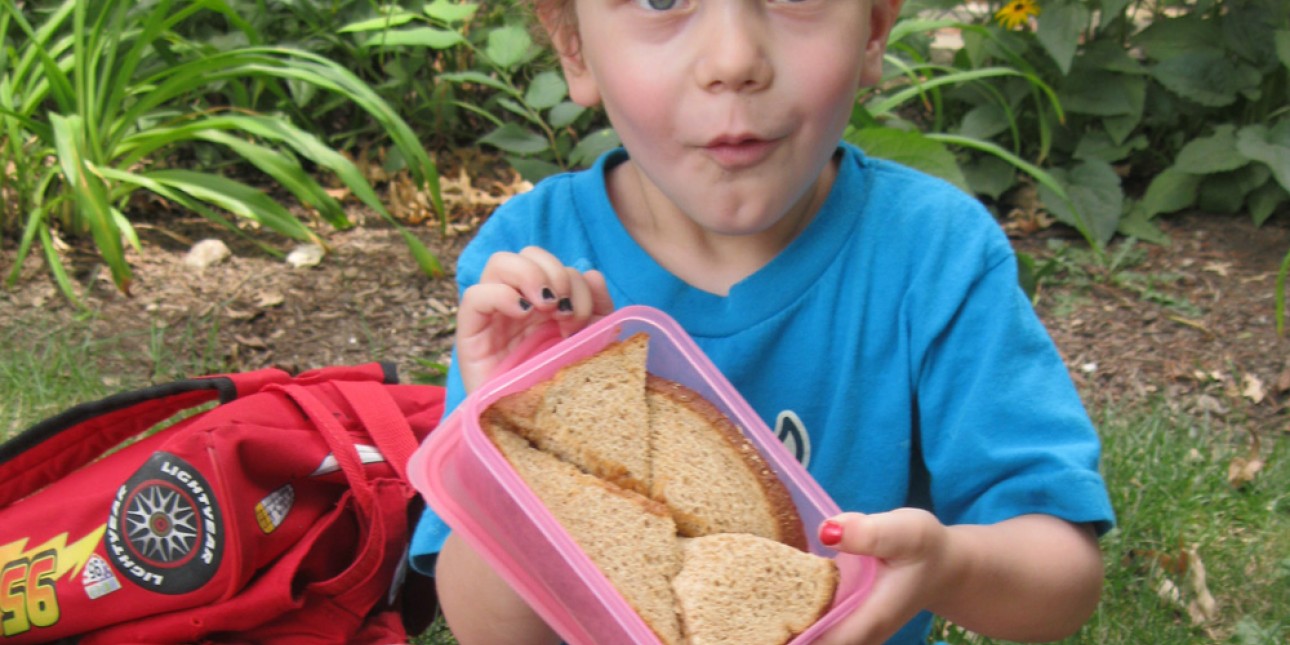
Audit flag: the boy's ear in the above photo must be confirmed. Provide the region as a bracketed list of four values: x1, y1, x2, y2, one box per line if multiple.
[538, 13, 602, 107]
[859, 0, 904, 88]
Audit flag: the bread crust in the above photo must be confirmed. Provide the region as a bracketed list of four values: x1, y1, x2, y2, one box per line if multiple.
[646, 375, 808, 551]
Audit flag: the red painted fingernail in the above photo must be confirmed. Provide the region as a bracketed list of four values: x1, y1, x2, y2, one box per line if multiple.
[819, 520, 843, 546]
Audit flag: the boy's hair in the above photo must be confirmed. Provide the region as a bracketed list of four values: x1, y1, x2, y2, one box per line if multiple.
[526, 0, 578, 50]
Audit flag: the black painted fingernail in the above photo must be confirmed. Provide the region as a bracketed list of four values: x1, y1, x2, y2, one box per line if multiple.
[541, 287, 556, 302]
[518, 297, 532, 311]
[557, 297, 573, 312]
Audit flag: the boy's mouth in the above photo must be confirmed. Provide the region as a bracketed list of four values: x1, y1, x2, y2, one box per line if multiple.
[702, 136, 778, 170]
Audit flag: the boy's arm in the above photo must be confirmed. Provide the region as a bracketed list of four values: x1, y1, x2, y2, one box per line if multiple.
[435, 533, 562, 645]
[817, 510, 1103, 644]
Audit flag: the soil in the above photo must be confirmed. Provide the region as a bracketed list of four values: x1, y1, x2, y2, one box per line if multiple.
[2, 166, 1288, 440]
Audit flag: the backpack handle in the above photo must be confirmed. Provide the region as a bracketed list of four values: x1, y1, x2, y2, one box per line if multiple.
[0, 363, 394, 508]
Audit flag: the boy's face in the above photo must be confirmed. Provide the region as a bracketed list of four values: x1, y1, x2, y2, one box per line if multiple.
[550, 0, 899, 236]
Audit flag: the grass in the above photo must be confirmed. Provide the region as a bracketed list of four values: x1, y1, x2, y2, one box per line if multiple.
[3, 319, 1286, 644]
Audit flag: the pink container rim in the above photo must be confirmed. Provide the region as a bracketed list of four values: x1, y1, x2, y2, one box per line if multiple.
[409, 305, 879, 644]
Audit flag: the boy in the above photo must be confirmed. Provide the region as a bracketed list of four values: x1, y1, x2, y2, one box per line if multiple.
[413, 1, 1115, 643]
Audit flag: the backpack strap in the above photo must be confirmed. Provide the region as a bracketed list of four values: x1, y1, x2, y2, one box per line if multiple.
[0, 366, 294, 507]
[332, 380, 420, 481]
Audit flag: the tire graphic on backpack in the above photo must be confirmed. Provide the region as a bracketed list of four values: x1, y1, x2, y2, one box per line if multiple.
[105, 452, 223, 594]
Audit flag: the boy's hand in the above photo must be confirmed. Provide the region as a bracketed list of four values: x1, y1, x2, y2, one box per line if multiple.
[456, 246, 614, 393]
[814, 511, 1102, 645]
[814, 509, 952, 644]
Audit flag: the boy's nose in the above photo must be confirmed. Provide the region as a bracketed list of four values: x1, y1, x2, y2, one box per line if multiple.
[693, 5, 773, 93]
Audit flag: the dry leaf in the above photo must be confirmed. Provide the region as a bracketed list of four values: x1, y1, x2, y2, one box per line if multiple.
[1202, 261, 1231, 277]
[1241, 373, 1266, 404]
[1227, 431, 1264, 488]
[1228, 455, 1265, 487]
[1151, 545, 1217, 626]
[256, 290, 285, 308]
[234, 334, 268, 350]
[1183, 546, 1217, 624]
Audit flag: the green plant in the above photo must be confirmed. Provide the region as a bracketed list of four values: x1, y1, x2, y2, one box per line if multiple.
[850, 10, 1112, 251]
[899, 0, 1289, 240]
[937, 403, 1290, 644]
[339, 0, 618, 182]
[0, 0, 444, 305]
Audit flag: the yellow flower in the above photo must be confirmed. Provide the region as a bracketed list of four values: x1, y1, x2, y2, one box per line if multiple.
[995, 0, 1040, 30]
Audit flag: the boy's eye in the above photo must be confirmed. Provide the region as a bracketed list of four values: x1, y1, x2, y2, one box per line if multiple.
[634, 0, 683, 10]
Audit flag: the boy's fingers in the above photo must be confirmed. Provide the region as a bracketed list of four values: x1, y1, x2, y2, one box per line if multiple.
[583, 270, 615, 318]
[477, 248, 570, 311]
[820, 509, 940, 561]
[457, 282, 531, 339]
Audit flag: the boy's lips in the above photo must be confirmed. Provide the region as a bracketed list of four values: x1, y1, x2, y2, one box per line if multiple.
[701, 135, 779, 170]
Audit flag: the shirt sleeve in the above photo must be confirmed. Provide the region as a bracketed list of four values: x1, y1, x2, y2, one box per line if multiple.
[909, 226, 1115, 536]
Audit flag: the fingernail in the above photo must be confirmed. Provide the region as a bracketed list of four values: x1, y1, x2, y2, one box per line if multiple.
[541, 287, 557, 302]
[518, 297, 532, 311]
[819, 520, 843, 547]
[557, 297, 573, 313]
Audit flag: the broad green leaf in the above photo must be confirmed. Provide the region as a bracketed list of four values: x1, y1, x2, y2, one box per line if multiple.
[1116, 202, 1171, 245]
[400, 228, 444, 277]
[97, 166, 282, 257]
[439, 70, 513, 94]
[486, 25, 532, 71]
[1035, 0, 1089, 75]
[1235, 124, 1290, 193]
[1247, 180, 1289, 227]
[1222, 0, 1279, 69]
[361, 26, 464, 50]
[480, 122, 549, 155]
[196, 129, 350, 229]
[960, 154, 1016, 200]
[1140, 167, 1201, 218]
[1096, 0, 1131, 33]
[1074, 131, 1147, 163]
[1174, 125, 1249, 174]
[1102, 113, 1142, 147]
[40, 225, 83, 308]
[569, 127, 621, 167]
[507, 156, 563, 183]
[845, 127, 970, 194]
[1059, 68, 1145, 117]
[1038, 160, 1123, 247]
[50, 113, 130, 292]
[338, 12, 418, 33]
[1133, 15, 1223, 62]
[498, 97, 541, 127]
[1277, 30, 1290, 69]
[525, 71, 567, 110]
[1078, 38, 1147, 75]
[548, 101, 585, 129]
[147, 169, 317, 243]
[1197, 164, 1270, 214]
[1152, 52, 1262, 107]
[424, 0, 479, 24]
[955, 104, 1010, 141]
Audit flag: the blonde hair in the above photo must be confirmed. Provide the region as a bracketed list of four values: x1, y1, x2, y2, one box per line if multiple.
[525, 0, 579, 51]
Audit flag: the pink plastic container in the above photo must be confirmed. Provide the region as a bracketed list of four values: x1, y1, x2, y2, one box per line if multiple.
[408, 305, 878, 644]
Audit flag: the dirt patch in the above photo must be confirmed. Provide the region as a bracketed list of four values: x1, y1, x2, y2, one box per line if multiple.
[2, 199, 1287, 437]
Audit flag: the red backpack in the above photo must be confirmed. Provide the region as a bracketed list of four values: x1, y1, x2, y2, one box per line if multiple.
[0, 363, 444, 644]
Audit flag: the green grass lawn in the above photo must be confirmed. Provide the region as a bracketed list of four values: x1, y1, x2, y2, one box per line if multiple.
[4, 317, 1286, 644]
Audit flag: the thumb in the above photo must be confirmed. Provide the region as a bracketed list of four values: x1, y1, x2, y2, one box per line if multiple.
[818, 508, 942, 561]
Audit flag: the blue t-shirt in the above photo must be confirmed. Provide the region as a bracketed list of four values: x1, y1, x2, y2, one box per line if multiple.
[412, 143, 1115, 644]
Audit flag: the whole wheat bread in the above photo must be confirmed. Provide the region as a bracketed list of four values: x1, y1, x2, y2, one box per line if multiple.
[647, 375, 806, 550]
[672, 533, 838, 645]
[483, 413, 684, 645]
[490, 333, 652, 494]
[483, 333, 833, 645]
